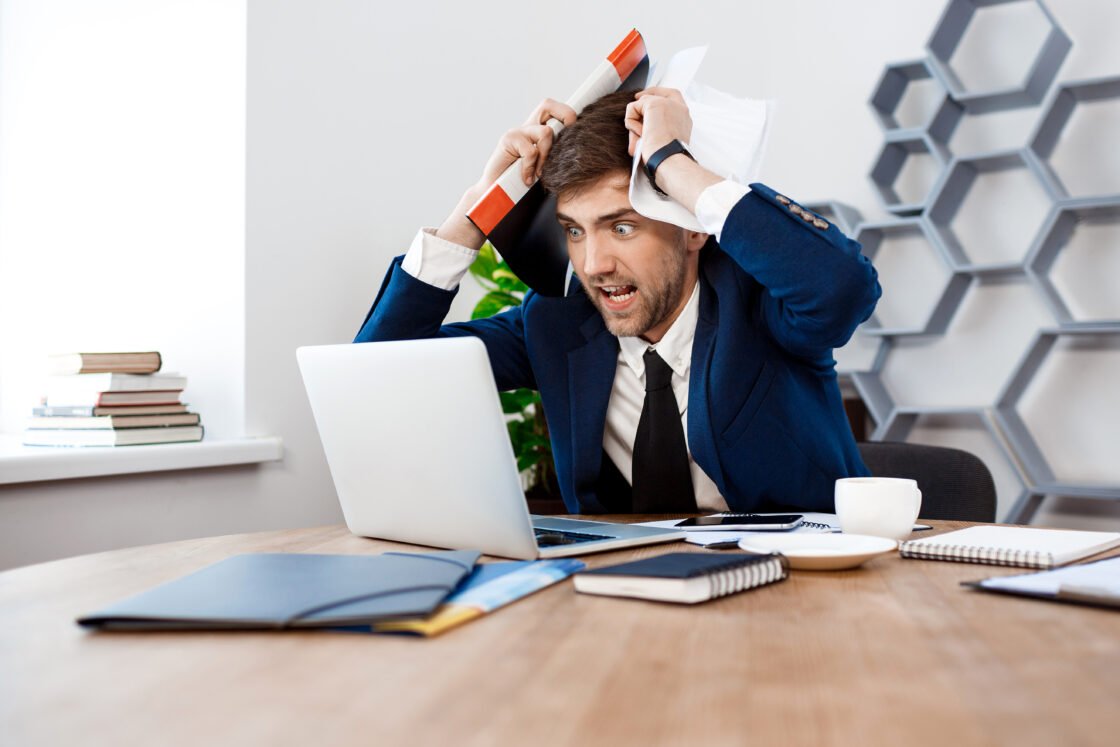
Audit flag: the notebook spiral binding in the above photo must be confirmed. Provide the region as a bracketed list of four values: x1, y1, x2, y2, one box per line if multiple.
[899, 543, 1052, 569]
[706, 553, 790, 599]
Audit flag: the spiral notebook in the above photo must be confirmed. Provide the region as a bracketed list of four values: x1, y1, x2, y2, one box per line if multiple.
[573, 552, 788, 604]
[900, 526, 1120, 569]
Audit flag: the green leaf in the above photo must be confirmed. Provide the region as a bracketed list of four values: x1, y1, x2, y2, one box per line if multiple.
[521, 436, 552, 453]
[490, 290, 523, 308]
[492, 267, 528, 294]
[471, 291, 518, 320]
[472, 291, 523, 319]
[506, 417, 530, 443]
[517, 452, 545, 473]
[500, 388, 539, 414]
[468, 242, 500, 290]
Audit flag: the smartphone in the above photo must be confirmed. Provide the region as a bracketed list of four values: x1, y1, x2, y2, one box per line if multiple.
[674, 514, 804, 531]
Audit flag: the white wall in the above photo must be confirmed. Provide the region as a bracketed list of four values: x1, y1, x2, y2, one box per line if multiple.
[0, 0, 246, 439]
[1, 0, 1117, 570]
[0, 0, 340, 570]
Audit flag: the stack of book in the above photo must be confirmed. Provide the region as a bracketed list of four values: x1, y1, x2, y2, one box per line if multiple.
[22, 352, 204, 447]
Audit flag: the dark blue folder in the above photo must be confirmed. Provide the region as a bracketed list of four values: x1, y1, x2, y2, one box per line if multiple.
[78, 550, 479, 631]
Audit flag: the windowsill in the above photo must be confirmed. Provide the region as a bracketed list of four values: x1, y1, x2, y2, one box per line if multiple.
[0, 434, 283, 485]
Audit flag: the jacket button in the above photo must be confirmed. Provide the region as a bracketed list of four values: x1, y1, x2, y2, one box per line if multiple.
[813, 219, 829, 229]
[789, 204, 803, 215]
[776, 195, 791, 205]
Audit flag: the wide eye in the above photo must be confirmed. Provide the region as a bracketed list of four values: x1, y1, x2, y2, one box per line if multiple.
[565, 225, 584, 240]
[613, 223, 636, 236]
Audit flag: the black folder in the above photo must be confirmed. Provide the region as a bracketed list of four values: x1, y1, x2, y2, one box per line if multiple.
[78, 550, 479, 631]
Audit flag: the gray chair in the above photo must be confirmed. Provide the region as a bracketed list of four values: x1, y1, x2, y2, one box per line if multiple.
[857, 441, 997, 522]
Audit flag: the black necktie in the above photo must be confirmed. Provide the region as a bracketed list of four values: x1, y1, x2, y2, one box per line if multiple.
[632, 348, 696, 513]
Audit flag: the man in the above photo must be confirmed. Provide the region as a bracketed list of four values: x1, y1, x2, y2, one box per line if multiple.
[356, 88, 880, 514]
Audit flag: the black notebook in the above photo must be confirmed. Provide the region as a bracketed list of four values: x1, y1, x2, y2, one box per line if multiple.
[78, 550, 479, 631]
[573, 552, 788, 604]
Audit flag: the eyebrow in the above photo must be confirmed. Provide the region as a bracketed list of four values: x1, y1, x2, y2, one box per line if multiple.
[555, 208, 640, 227]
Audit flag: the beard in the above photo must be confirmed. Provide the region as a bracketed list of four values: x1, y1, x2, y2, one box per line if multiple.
[580, 239, 689, 339]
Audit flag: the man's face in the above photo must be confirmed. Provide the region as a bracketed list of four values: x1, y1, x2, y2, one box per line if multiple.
[556, 172, 699, 342]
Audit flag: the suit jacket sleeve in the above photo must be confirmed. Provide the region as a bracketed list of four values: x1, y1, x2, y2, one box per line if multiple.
[353, 256, 536, 391]
[720, 182, 881, 360]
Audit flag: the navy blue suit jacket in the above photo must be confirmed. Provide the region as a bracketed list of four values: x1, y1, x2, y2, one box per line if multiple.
[355, 183, 881, 513]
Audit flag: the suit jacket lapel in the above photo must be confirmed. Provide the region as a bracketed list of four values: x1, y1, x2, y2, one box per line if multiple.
[688, 268, 726, 492]
[566, 311, 618, 512]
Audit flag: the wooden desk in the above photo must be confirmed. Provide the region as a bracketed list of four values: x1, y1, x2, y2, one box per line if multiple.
[2, 521, 1119, 746]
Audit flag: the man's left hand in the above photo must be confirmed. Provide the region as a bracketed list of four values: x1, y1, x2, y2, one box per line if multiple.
[623, 87, 721, 213]
[624, 87, 693, 163]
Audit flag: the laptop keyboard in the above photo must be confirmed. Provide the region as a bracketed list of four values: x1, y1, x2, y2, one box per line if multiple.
[534, 528, 612, 547]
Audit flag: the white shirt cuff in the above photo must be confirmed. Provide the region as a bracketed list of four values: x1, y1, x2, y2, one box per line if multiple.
[399, 228, 479, 291]
[693, 180, 751, 242]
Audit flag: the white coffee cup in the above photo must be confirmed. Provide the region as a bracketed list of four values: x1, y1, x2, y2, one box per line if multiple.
[835, 477, 922, 542]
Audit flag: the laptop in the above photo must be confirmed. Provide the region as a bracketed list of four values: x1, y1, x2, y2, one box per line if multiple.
[296, 338, 684, 559]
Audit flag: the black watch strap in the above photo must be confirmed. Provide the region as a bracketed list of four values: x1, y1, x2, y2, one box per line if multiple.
[645, 139, 696, 196]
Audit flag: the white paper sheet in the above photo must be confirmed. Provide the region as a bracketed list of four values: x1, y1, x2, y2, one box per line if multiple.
[628, 46, 773, 232]
[979, 556, 1120, 597]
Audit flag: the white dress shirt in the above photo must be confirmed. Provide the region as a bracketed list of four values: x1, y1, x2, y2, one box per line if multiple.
[400, 180, 750, 511]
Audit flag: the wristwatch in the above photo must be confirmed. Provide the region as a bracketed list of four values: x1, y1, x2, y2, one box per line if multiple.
[645, 139, 696, 196]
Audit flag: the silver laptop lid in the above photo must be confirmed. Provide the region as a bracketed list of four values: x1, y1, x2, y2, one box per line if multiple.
[297, 338, 540, 559]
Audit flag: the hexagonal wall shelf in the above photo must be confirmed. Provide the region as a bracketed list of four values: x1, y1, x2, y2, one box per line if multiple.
[1026, 197, 1120, 325]
[855, 218, 970, 336]
[1028, 75, 1120, 199]
[870, 132, 949, 215]
[926, 0, 1071, 114]
[993, 327, 1120, 521]
[869, 58, 964, 146]
[926, 149, 1056, 273]
[1005, 487, 1120, 526]
[839, 0, 1119, 524]
[849, 369, 895, 432]
[878, 278, 1057, 412]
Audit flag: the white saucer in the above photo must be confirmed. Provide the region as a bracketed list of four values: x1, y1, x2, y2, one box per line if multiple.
[738, 533, 897, 571]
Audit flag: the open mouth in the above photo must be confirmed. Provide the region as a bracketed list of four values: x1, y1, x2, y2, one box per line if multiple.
[599, 285, 638, 308]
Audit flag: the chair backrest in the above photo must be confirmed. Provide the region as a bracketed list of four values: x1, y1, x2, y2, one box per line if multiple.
[857, 441, 997, 522]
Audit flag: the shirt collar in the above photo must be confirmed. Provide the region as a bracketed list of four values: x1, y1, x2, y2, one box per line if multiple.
[617, 280, 700, 380]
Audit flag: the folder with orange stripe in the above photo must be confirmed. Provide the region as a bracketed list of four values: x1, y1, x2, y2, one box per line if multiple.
[466, 29, 650, 297]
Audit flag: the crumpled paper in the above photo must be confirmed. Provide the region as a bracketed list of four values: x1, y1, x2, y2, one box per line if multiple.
[628, 46, 773, 232]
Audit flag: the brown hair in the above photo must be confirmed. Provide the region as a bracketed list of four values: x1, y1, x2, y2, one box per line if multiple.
[540, 90, 634, 198]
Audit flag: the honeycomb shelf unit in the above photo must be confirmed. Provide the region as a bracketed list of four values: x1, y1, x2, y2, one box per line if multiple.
[870, 130, 948, 216]
[853, 217, 971, 336]
[926, 0, 1071, 114]
[842, 0, 1120, 522]
[925, 148, 1057, 275]
[1028, 75, 1120, 200]
[869, 58, 964, 147]
[1025, 196, 1120, 326]
[992, 327, 1120, 522]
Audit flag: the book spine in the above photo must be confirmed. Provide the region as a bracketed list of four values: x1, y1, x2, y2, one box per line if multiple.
[899, 542, 1052, 569]
[466, 29, 647, 237]
[33, 405, 95, 417]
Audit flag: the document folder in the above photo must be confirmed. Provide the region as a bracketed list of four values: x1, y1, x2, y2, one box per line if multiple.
[78, 550, 479, 631]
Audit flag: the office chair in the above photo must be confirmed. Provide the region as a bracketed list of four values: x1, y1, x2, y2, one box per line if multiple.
[857, 441, 997, 522]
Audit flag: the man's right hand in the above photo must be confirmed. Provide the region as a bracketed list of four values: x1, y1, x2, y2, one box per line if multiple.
[436, 99, 578, 250]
